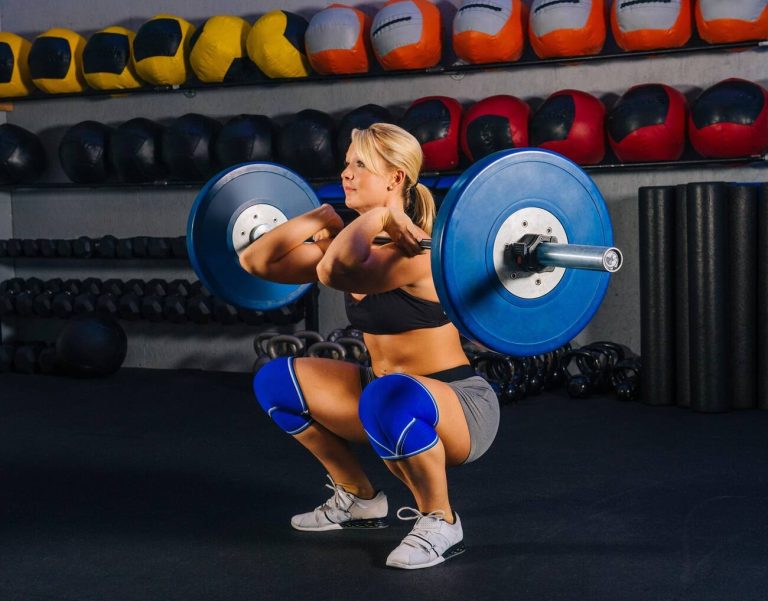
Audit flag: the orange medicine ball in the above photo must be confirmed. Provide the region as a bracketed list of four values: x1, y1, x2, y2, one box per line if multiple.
[611, 0, 692, 51]
[371, 0, 442, 70]
[453, 0, 527, 64]
[695, 0, 768, 43]
[529, 0, 606, 59]
[305, 4, 372, 74]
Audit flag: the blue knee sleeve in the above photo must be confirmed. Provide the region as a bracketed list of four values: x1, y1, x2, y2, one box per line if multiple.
[358, 374, 440, 461]
[252, 357, 314, 435]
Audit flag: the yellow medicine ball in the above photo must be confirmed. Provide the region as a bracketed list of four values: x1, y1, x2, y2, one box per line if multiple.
[133, 14, 196, 86]
[246, 10, 311, 78]
[83, 26, 143, 90]
[29, 28, 87, 94]
[0, 32, 34, 97]
[190, 15, 251, 83]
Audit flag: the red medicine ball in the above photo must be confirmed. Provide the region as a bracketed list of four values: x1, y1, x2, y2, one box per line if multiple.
[529, 90, 605, 165]
[400, 96, 463, 171]
[689, 78, 768, 158]
[607, 83, 687, 162]
[460, 95, 530, 163]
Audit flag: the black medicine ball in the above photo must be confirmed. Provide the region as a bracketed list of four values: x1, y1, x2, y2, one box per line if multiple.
[110, 118, 167, 182]
[59, 121, 113, 183]
[0, 123, 47, 184]
[277, 109, 336, 178]
[162, 113, 222, 180]
[56, 315, 128, 378]
[214, 114, 276, 168]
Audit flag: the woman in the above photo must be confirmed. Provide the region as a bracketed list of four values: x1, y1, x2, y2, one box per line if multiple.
[240, 123, 499, 570]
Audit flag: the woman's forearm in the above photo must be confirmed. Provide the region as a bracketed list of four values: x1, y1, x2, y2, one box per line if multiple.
[239, 205, 336, 273]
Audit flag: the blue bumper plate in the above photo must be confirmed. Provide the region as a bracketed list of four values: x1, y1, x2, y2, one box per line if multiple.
[187, 162, 320, 311]
[431, 149, 614, 356]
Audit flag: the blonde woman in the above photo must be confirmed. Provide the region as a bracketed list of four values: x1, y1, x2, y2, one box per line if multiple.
[241, 123, 499, 570]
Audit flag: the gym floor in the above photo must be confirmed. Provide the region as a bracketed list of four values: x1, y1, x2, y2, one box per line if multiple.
[2, 368, 767, 601]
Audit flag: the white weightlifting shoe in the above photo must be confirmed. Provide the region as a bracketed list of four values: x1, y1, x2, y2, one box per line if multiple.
[386, 507, 466, 569]
[291, 475, 389, 531]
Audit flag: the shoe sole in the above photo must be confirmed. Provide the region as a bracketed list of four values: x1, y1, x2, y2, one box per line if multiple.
[386, 541, 467, 570]
[292, 517, 389, 532]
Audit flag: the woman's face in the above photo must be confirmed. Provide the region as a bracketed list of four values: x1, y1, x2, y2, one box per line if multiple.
[341, 146, 395, 213]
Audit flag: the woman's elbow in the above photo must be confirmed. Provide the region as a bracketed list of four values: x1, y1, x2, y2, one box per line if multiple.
[239, 250, 266, 276]
[316, 257, 352, 288]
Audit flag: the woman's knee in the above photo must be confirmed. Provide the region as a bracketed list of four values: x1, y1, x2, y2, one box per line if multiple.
[358, 374, 440, 461]
[252, 356, 314, 435]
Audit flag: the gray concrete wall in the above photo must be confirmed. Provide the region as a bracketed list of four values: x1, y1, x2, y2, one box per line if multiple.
[1, 0, 766, 370]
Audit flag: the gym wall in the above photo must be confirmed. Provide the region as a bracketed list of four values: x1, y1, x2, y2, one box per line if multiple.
[0, 0, 765, 371]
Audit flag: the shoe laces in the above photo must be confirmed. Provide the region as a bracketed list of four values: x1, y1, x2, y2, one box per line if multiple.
[396, 507, 448, 551]
[318, 475, 357, 514]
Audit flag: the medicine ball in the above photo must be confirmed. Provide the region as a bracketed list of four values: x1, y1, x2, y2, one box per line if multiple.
[696, 0, 768, 43]
[29, 28, 87, 94]
[611, 0, 692, 51]
[83, 26, 143, 90]
[56, 315, 127, 378]
[689, 78, 768, 158]
[306, 4, 372, 75]
[371, 0, 442, 70]
[190, 15, 253, 83]
[401, 96, 463, 171]
[0, 123, 46, 184]
[607, 83, 687, 162]
[247, 11, 311, 78]
[529, 0, 606, 58]
[452, 0, 526, 64]
[134, 14, 196, 86]
[529, 90, 606, 165]
[214, 115, 276, 167]
[162, 113, 222, 180]
[0, 32, 33, 97]
[277, 109, 336, 178]
[110, 118, 167, 182]
[59, 121, 113, 184]
[336, 104, 394, 161]
[461, 95, 530, 162]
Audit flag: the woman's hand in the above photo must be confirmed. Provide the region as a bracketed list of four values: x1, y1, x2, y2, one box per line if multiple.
[312, 204, 345, 242]
[382, 208, 427, 257]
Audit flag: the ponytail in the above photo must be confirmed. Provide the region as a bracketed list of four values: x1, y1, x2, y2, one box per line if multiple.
[406, 182, 436, 235]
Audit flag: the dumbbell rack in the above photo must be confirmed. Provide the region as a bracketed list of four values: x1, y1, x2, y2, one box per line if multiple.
[0, 236, 321, 344]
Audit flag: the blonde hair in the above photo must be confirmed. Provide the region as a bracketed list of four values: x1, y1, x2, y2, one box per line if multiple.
[349, 123, 436, 235]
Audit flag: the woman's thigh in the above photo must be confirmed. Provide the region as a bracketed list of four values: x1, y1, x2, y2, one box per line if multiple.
[292, 357, 368, 443]
[410, 376, 471, 467]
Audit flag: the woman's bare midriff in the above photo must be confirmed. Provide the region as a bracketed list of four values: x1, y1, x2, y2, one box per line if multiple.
[363, 323, 470, 376]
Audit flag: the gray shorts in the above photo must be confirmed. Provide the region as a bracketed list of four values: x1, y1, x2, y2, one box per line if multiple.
[359, 365, 500, 463]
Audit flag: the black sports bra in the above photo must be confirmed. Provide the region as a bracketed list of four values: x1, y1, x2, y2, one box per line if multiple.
[344, 288, 450, 335]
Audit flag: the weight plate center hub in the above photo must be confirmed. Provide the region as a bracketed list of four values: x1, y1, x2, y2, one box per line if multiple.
[493, 206, 568, 299]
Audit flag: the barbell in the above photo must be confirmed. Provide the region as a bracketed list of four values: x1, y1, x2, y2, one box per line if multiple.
[187, 148, 623, 356]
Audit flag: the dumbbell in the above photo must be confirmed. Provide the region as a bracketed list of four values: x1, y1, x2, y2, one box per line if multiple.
[5, 239, 23, 257]
[163, 295, 187, 323]
[95, 235, 118, 258]
[72, 236, 94, 258]
[55, 239, 73, 257]
[0, 240, 7, 258]
[187, 294, 214, 324]
[238, 308, 264, 325]
[37, 238, 57, 258]
[22, 239, 40, 257]
[32, 279, 64, 317]
[265, 302, 304, 326]
[170, 236, 188, 259]
[96, 292, 120, 317]
[213, 297, 239, 324]
[38, 345, 59, 374]
[147, 237, 171, 258]
[167, 279, 192, 297]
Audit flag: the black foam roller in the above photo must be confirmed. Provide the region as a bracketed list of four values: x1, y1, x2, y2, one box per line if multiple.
[638, 186, 676, 407]
[727, 184, 758, 410]
[758, 184, 768, 410]
[674, 184, 690, 409]
[687, 182, 729, 413]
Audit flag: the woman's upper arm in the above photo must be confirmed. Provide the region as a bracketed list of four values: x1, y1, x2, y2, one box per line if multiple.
[241, 239, 332, 284]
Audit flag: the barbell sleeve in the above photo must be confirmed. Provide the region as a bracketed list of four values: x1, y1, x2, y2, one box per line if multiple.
[371, 237, 623, 273]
